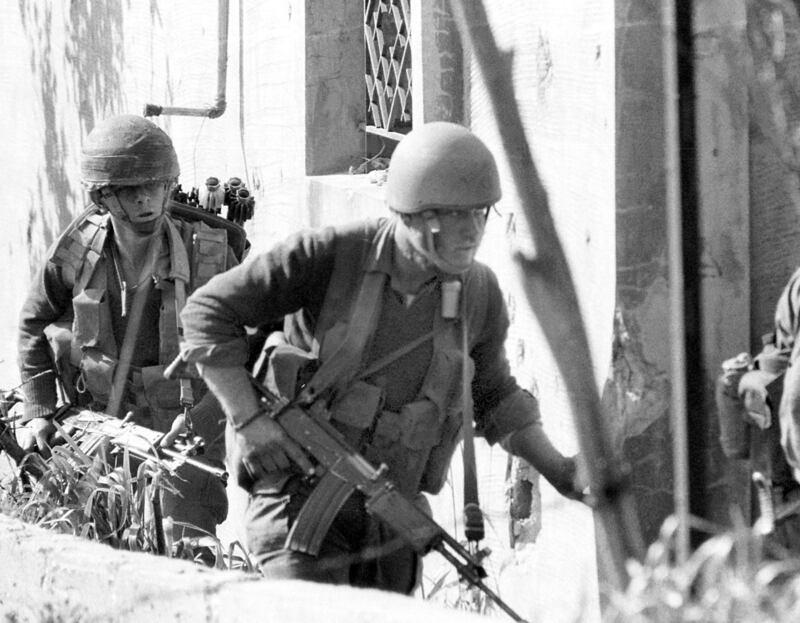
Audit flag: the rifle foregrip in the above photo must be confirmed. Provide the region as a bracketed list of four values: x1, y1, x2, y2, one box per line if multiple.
[285, 470, 356, 555]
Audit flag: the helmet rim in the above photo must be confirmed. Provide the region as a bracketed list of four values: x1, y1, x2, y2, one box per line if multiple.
[385, 122, 501, 214]
[80, 114, 179, 190]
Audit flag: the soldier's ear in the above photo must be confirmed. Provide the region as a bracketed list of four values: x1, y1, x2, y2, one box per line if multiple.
[397, 212, 413, 227]
[89, 189, 104, 207]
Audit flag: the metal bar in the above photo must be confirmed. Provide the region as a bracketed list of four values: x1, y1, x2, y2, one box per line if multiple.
[143, 0, 229, 119]
[662, 0, 691, 566]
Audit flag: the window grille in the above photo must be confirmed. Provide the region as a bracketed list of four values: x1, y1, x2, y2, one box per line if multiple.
[364, 0, 412, 140]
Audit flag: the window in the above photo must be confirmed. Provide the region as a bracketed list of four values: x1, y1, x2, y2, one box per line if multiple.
[364, 0, 412, 149]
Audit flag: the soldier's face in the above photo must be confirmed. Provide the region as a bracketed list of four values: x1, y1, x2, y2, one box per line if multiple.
[113, 181, 169, 226]
[424, 207, 489, 272]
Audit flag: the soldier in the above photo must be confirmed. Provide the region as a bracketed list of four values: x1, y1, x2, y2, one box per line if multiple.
[179, 122, 585, 591]
[17, 114, 236, 539]
[716, 268, 800, 552]
[776, 270, 800, 466]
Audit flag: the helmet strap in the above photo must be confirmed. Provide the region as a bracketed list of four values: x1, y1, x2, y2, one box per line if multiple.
[402, 212, 470, 276]
[94, 188, 130, 223]
[94, 186, 169, 235]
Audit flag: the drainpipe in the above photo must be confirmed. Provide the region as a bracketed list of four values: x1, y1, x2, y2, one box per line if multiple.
[143, 0, 229, 118]
[662, 0, 690, 565]
[674, 0, 706, 550]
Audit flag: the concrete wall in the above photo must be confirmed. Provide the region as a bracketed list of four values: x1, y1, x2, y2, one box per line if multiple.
[610, 0, 751, 544]
[610, 1, 675, 542]
[0, 514, 486, 623]
[747, 0, 800, 345]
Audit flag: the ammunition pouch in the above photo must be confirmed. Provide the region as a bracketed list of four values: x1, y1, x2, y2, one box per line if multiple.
[716, 347, 789, 471]
[78, 349, 118, 406]
[363, 401, 441, 496]
[264, 340, 320, 401]
[43, 318, 81, 404]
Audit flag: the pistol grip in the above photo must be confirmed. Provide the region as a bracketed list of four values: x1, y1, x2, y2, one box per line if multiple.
[285, 470, 355, 556]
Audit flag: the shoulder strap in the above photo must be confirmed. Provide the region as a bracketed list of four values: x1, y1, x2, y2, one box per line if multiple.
[358, 328, 436, 380]
[298, 270, 386, 404]
[51, 206, 110, 292]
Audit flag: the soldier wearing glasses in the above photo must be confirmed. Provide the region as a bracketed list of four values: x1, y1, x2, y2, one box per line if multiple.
[179, 122, 584, 591]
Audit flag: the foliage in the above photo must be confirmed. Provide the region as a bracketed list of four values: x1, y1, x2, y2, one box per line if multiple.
[0, 433, 253, 572]
[603, 515, 800, 623]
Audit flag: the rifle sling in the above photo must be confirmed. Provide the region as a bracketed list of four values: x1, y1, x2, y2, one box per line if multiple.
[460, 310, 483, 543]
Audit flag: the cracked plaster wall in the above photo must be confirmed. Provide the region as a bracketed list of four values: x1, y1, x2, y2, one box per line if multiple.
[611, 0, 751, 544]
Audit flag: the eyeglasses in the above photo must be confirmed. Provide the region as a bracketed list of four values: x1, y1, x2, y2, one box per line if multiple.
[429, 206, 492, 222]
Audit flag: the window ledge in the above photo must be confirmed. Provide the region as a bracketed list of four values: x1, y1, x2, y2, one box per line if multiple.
[305, 173, 387, 226]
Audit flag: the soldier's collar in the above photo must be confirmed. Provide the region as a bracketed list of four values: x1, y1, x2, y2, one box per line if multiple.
[161, 216, 191, 284]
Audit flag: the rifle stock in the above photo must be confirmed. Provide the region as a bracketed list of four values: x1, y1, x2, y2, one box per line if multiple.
[249, 376, 527, 622]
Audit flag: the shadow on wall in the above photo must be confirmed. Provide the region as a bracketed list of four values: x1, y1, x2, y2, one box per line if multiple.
[17, 1, 126, 270]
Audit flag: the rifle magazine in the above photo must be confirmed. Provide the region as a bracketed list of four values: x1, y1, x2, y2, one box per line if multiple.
[285, 470, 355, 556]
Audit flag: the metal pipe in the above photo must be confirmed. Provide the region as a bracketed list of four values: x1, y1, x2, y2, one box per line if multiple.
[662, 0, 691, 566]
[143, 0, 229, 119]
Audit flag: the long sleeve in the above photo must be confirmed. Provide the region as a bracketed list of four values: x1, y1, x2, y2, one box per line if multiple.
[180, 226, 339, 367]
[17, 261, 73, 419]
[469, 265, 537, 441]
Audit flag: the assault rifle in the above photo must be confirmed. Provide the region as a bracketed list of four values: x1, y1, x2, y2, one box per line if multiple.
[0, 400, 227, 484]
[56, 408, 228, 483]
[247, 376, 527, 623]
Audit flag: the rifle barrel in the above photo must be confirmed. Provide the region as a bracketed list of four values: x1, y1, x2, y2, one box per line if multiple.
[159, 446, 229, 482]
[434, 543, 528, 622]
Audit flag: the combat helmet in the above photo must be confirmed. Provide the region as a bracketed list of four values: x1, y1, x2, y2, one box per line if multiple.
[385, 122, 501, 213]
[81, 115, 179, 190]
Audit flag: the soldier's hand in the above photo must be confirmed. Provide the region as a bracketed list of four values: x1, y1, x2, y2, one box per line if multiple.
[567, 456, 592, 504]
[160, 413, 187, 448]
[234, 410, 314, 477]
[17, 417, 57, 458]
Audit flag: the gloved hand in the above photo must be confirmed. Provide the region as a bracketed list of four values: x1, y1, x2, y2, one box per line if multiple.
[17, 417, 58, 458]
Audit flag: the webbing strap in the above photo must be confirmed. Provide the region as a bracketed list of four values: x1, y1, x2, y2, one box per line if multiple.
[73, 213, 110, 294]
[358, 328, 435, 381]
[458, 279, 483, 544]
[172, 279, 195, 413]
[461, 313, 483, 543]
[106, 226, 165, 419]
[297, 271, 386, 404]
